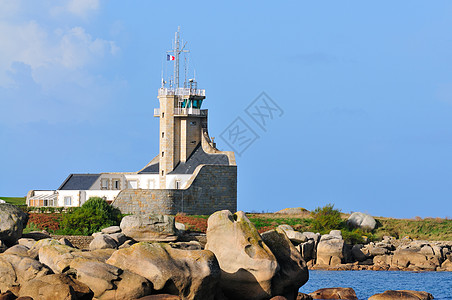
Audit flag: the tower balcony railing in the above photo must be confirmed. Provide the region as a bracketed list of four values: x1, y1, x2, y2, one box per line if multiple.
[158, 87, 206, 97]
[154, 108, 207, 117]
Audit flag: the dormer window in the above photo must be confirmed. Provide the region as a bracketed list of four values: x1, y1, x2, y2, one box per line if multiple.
[101, 178, 109, 190]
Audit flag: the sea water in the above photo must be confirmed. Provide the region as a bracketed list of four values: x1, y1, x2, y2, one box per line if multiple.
[299, 270, 452, 300]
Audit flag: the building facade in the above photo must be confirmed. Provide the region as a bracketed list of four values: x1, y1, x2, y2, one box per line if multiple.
[27, 29, 237, 215]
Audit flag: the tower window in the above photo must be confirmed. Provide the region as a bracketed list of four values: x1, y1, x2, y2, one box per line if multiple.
[112, 179, 120, 190]
[161, 170, 164, 176]
[162, 112, 164, 118]
[162, 151, 164, 157]
[162, 132, 164, 138]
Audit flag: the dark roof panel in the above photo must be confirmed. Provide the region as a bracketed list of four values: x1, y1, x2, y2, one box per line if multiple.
[58, 174, 100, 190]
[170, 145, 229, 174]
[138, 163, 159, 174]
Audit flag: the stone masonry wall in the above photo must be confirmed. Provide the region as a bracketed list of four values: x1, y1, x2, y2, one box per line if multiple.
[112, 165, 237, 215]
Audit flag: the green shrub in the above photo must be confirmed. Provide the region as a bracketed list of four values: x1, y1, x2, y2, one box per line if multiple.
[311, 204, 343, 233]
[60, 197, 122, 235]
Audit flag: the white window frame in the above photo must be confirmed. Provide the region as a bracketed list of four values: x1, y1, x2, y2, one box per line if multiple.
[127, 180, 138, 189]
[112, 179, 121, 190]
[101, 178, 109, 190]
[64, 196, 72, 206]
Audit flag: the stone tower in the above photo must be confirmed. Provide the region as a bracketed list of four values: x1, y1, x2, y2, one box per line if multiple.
[156, 81, 206, 188]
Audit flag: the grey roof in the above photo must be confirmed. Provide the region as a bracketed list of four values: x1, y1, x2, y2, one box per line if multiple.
[58, 174, 100, 190]
[138, 145, 229, 175]
[170, 145, 229, 174]
[138, 163, 159, 174]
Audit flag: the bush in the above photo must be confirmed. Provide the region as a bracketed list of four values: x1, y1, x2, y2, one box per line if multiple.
[61, 197, 122, 235]
[311, 204, 343, 233]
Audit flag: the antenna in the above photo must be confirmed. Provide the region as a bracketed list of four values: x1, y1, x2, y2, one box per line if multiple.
[167, 26, 189, 88]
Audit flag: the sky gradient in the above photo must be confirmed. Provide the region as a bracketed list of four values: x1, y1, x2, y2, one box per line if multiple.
[1, 1, 451, 218]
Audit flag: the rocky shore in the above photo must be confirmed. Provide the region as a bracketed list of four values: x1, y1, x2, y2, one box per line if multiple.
[0, 203, 443, 299]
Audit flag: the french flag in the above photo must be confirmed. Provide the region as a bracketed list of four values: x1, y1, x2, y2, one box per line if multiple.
[167, 54, 175, 61]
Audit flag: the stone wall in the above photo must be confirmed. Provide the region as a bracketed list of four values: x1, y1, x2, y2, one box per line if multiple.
[112, 165, 237, 215]
[51, 235, 94, 250]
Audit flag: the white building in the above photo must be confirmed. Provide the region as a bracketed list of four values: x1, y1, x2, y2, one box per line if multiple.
[27, 28, 236, 210]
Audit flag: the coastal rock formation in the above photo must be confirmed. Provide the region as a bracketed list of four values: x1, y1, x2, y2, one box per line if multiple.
[0, 204, 28, 246]
[275, 208, 308, 215]
[277, 225, 307, 244]
[205, 210, 278, 300]
[106, 242, 219, 300]
[205, 210, 309, 300]
[261, 228, 309, 298]
[368, 290, 434, 300]
[0, 253, 50, 294]
[120, 214, 178, 242]
[347, 212, 376, 231]
[89, 234, 118, 250]
[309, 287, 358, 299]
[316, 233, 345, 266]
[18, 273, 93, 300]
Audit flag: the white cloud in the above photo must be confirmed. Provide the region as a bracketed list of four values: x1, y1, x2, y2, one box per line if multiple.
[50, 0, 100, 18]
[66, 0, 100, 17]
[0, 0, 122, 125]
[0, 0, 21, 18]
[0, 20, 118, 87]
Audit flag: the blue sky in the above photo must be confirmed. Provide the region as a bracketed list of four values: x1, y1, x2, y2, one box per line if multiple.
[1, 1, 451, 218]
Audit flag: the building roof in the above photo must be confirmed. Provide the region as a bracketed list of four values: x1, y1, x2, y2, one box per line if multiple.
[138, 163, 159, 174]
[58, 174, 101, 190]
[138, 145, 229, 175]
[170, 145, 229, 174]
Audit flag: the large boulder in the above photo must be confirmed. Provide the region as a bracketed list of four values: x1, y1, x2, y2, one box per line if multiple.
[18, 273, 93, 300]
[0, 204, 28, 246]
[0, 253, 50, 294]
[347, 212, 376, 231]
[309, 287, 358, 299]
[316, 235, 344, 266]
[261, 228, 309, 299]
[277, 225, 307, 244]
[297, 240, 316, 262]
[89, 234, 118, 250]
[369, 290, 434, 300]
[392, 248, 440, 271]
[107, 242, 220, 300]
[205, 210, 278, 300]
[120, 214, 178, 242]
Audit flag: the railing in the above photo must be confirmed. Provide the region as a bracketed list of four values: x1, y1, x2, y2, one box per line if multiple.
[158, 87, 205, 97]
[154, 108, 207, 117]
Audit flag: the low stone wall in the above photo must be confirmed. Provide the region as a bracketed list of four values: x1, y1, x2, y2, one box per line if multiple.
[51, 235, 94, 250]
[112, 165, 237, 215]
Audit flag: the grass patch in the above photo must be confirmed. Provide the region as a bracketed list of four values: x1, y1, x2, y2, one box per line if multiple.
[374, 218, 452, 241]
[0, 197, 26, 205]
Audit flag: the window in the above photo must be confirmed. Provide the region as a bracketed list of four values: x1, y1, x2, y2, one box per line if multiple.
[148, 179, 155, 189]
[162, 132, 164, 138]
[162, 112, 164, 118]
[190, 121, 197, 126]
[127, 180, 138, 189]
[112, 179, 120, 190]
[101, 178, 109, 190]
[161, 170, 164, 176]
[175, 180, 181, 189]
[190, 140, 196, 144]
[162, 151, 164, 157]
[64, 196, 72, 206]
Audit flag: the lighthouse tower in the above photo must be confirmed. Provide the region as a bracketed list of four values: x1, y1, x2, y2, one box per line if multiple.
[155, 27, 207, 188]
